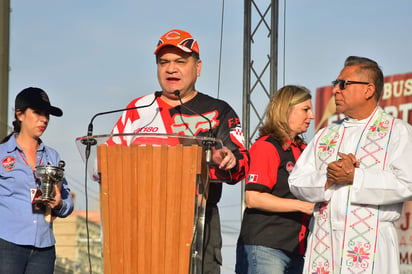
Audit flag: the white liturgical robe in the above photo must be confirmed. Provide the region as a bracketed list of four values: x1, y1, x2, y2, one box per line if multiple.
[289, 107, 412, 274]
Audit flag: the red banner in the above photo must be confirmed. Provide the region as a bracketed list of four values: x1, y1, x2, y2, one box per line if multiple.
[315, 72, 412, 271]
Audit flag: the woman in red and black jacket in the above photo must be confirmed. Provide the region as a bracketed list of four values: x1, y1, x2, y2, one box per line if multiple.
[236, 85, 315, 274]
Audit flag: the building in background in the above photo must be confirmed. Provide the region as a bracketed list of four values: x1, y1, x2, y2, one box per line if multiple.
[53, 210, 103, 274]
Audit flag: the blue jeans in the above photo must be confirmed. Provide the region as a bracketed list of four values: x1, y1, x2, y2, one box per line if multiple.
[0, 238, 56, 274]
[235, 244, 304, 274]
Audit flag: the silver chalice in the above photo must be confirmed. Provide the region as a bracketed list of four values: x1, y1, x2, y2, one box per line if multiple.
[35, 160, 65, 201]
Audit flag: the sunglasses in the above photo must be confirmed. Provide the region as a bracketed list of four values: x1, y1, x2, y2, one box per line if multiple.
[331, 79, 369, 90]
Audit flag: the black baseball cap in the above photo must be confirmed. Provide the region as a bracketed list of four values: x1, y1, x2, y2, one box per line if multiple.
[15, 87, 63, 117]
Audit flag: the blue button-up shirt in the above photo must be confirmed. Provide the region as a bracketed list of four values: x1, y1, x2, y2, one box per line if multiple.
[0, 134, 74, 248]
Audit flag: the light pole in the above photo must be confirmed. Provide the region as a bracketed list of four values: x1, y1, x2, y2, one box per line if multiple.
[0, 0, 10, 138]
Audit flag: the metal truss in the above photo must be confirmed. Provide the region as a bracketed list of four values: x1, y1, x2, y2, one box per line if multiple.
[241, 0, 279, 212]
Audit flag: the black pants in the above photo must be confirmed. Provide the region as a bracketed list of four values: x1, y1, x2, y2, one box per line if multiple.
[203, 204, 223, 274]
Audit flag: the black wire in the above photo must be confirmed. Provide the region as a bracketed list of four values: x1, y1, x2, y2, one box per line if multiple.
[83, 158, 93, 274]
[217, 0, 225, 99]
[282, 0, 286, 86]
[189, 162, 211, 270]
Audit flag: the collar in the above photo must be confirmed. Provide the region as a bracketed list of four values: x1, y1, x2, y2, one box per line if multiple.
[283, 139, 298, 151]
[342, 107, 379, 128]
[159, 90, 198, 107]
[6, 133, 45, 153]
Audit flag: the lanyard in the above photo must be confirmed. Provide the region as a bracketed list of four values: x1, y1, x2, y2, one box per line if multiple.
[17, 148, 45, 186]
[17, 149, 44, 167]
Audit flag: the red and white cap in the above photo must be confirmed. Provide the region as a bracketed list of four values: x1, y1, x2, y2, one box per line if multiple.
[154, 29, 200, 55]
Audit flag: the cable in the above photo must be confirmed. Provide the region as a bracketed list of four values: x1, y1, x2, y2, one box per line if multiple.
[64, 173, 98, 197]
[282, 0, 286, 86]
[217, 0, 225, 99]
[83, 158, 93, 274]
[189, 162, 211, 272]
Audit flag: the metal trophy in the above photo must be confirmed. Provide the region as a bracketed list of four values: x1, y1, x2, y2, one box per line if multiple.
[35, 160, 65, 201]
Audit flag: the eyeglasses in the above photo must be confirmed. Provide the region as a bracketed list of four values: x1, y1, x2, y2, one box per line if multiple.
[331, 79, 369, 90]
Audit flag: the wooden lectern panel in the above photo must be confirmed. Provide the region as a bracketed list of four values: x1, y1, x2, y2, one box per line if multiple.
[97, 144, 202, 274]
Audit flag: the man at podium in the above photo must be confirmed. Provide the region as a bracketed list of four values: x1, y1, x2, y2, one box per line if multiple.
[106, 29, 249, 274]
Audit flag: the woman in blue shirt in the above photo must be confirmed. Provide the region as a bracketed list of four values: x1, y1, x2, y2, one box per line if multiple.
[0, 87, 74, 274]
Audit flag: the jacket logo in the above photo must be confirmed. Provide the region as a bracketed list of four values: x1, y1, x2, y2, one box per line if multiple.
[171, 111, 219, 135]
[2, 156, 16, 171]
[286, 161, 294, 173]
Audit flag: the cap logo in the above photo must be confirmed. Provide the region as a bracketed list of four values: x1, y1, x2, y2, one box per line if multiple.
[40, 91, 50, 103]
[164, 30, 183, 41]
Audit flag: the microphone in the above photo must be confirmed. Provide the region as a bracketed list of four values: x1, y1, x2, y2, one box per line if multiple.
[173, 90, 216, 163]
[82, 91, 162, 160]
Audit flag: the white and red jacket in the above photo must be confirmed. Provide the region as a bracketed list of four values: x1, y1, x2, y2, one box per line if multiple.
[107, 91, 249, 205]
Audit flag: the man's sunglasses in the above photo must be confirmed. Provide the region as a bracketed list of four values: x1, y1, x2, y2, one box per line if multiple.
[331, 80, 369, 90]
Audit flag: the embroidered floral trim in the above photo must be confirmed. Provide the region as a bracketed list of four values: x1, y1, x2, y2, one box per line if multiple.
[317, 129, 340, 158]
[367, 112, 390, 138]
[346, 243, 371, 269]
[312, 267, 330, 274]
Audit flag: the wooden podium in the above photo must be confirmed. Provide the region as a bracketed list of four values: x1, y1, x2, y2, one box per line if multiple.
[76, 134, 214, 274]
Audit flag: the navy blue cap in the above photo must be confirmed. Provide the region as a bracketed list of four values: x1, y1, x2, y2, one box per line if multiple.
[15, 87, 63, 117]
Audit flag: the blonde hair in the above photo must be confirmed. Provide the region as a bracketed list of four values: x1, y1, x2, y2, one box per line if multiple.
[259, 85, 312, 147]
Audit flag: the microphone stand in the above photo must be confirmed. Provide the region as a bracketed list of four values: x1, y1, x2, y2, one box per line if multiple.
[173, 90, 216, 274]
[173, 90, 216, 164]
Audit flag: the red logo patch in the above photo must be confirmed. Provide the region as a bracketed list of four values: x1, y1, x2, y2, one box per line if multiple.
[286, 161, 294, 173]
[2, 156, 16, 171]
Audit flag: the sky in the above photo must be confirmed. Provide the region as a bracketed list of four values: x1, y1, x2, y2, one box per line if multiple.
[7, 0, 412, 272]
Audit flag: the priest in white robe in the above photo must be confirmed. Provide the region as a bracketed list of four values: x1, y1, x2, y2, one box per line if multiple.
[289, 56, 412, 274]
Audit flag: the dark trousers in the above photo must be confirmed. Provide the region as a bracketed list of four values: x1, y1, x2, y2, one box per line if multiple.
[203, 204, 223, 274]
[0, 237, 56, 274]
